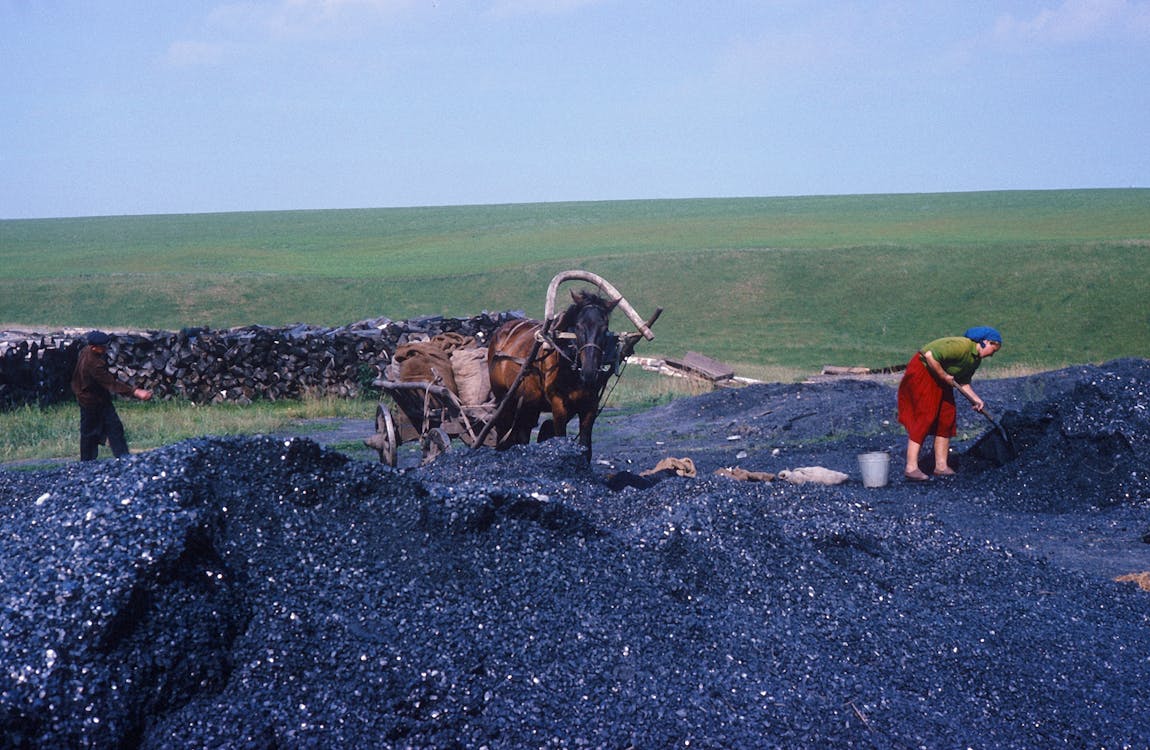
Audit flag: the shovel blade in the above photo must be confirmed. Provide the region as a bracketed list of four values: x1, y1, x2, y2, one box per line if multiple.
[967, 415, 1018, 466]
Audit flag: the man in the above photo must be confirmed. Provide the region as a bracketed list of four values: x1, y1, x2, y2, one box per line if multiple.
[897, 326, 1002, 481]
[70, 330, 152, 460]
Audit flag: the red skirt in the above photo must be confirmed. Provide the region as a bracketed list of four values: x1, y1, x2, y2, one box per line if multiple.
[897, 354, 956, 443]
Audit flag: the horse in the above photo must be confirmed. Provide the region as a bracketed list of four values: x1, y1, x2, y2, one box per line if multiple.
[487, 289, 619, 459]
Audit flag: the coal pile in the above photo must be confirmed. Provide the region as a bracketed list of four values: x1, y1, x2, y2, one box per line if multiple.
[967, 362, 1150, 512]
[3, 360, 1149, 748]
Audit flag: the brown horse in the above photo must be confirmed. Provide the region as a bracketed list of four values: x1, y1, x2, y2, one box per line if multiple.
[487, 290, 619, 458]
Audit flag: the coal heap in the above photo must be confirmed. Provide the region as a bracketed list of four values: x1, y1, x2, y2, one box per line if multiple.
[3, 360, 1149, 748]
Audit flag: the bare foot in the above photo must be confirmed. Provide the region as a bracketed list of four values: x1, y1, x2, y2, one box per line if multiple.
[904, 469, 931, 482]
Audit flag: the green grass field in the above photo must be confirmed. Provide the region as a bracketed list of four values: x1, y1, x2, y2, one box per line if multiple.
[3, 189, 1148, 373]
[0, 365, 713, 464]
[3, 188, 1147, 463]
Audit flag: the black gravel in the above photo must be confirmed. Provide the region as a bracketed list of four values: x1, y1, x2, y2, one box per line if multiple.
[3, 359, 1149, 749]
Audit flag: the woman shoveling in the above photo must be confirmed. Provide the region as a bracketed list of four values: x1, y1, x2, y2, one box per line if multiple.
[897, 326, 1002, 481]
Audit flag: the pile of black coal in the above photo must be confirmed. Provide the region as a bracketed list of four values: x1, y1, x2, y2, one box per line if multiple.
[2, 360, 1149, 748]
[964, 358, 1150, 512]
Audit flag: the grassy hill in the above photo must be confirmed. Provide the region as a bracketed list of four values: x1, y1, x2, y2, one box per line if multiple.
[3, 189, 1148, 373]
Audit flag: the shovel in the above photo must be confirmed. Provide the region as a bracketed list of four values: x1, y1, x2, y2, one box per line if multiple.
[967, 409, 1018, 466]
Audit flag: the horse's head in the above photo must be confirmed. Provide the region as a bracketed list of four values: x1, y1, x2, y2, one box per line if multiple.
[560, 290, 618, 389]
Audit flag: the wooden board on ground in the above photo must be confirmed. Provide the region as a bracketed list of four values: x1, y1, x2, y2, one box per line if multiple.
[663, 351, 736, 382]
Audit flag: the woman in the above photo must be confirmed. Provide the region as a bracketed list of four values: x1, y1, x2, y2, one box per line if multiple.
[897, 326, 1002, 481]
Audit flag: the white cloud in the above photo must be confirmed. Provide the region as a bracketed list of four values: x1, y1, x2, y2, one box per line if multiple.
[206, 0, 417, 39]
[280, 0, 419, 20]
[165, 39, 232, 67]
[162, 0, 420, 65]
[488, 0, 606, 16]
[711, 5, 881, 87]
[993, 0, 1150, 45]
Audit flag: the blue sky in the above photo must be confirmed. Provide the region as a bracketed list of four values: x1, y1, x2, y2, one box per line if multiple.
[3, 0, 1148, 219]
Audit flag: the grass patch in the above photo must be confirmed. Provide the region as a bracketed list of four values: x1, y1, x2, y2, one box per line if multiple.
[599, 366, 716, 414]
[0, 396, 372, 464]
[0, 374, 712, 464]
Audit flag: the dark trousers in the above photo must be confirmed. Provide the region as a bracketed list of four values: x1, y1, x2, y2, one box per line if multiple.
[79, 403, 129, 461]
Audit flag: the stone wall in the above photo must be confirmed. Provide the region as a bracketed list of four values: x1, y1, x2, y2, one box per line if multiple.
[0, 313, 519, 410]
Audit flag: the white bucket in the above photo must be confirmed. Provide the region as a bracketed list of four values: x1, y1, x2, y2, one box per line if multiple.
[857, 452, 891, 488]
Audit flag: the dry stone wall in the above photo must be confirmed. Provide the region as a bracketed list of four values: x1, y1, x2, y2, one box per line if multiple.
[0, 313, 519, 410]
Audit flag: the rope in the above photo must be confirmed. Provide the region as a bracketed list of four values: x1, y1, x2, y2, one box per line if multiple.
[596, 358, 627, 417]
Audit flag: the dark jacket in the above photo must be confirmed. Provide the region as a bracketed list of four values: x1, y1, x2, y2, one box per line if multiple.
[71, 346, 135, 408]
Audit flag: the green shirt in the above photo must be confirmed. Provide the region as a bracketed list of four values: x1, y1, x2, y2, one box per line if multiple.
[920, 337, 981, 385]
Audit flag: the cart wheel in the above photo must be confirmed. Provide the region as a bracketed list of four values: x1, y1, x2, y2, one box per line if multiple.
[371, 403, 398, 467]
[421, 427, 451, 465]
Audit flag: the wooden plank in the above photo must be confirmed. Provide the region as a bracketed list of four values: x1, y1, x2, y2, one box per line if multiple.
[681, 351, 735, 380]
[663, 351, 735, 381]
[820, 363, 908, 376]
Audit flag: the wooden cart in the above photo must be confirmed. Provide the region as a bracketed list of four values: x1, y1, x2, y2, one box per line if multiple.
[365, 376, 499, 467]
[364, 269, 660, 466]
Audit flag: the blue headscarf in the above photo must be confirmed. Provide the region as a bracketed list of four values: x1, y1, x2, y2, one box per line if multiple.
[964, 326, 1002, 344]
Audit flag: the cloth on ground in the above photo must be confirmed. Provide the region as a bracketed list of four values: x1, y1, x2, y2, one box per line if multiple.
[1114, 572, 1150, 592]
[606, 456, 697, 491]
[777, 466, 850, 485]
[640, 457, 697, 478]
[604, 470, 676, 491]
[715, 466, 776, 482]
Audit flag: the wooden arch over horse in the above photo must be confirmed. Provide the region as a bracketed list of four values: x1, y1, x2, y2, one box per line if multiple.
[481, 270, 657, 459]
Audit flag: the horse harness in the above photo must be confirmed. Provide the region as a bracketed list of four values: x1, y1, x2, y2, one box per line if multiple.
[492, 319, 618, 376]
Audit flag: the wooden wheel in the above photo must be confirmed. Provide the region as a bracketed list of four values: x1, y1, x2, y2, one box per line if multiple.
[369, 403, 398, 467]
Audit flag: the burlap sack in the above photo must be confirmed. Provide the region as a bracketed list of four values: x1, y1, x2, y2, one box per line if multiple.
[430, 332, 474, 354]
[393, 341, 458, 395]
[714, 467, 776, 482]
[640, 457, 697, 478]
[777, 466, 849, 485]
[451, 346, 492, 405]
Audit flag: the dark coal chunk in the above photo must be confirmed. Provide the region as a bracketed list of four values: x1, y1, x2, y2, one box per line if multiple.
[3, 360, 1150, 748]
